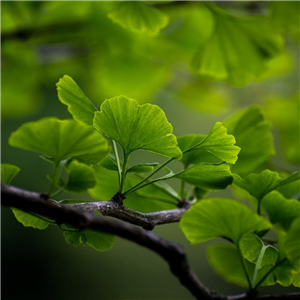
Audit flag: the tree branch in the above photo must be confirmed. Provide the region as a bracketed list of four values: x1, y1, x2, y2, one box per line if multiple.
[1, 183, 300, 300]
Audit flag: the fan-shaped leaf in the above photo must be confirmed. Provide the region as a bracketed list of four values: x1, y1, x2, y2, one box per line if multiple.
[173, 163, 233, 191]
[56, 75, 97, 126]
[93, 96, 182, 159]
[9, 118, 110, 164]
[108, 2, 168, 36]
[233, 170, 300, 201]
[224, 105, 275, 176]
[1, 163, 20, 184]
[180, 198, 271, 245]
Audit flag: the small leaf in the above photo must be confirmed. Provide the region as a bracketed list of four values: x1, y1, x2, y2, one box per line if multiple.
[207, 244, 254, 288]
[12, 208, 51, 230]
[99, 156, 119, 171]
[127, 162, 159, 174]
[284, 218, 300, 267]
[188, 122, 240, 164]
[173, 163, 233, 191]
[93, 95, 182, 159]
[108, 2, 168, 36]
[64, 160, 97, 194]
[9, 118, 111, 164]
[63, 229, 115, 252]
[177, 134, 222, 167]
[292, 273, 300, 287]
[56, 75, 97, 126]
[224, 105, 275, 176]
[233, 170, 300, 201]
[262, 191, 300, 230]
[179, 198, 271, 245]
[1, 163, 20, 184]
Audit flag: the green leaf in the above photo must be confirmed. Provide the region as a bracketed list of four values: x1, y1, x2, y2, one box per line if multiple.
[99, 155, 119, 171]
[292, 273, 300, 287]
[12, 208, 51, 230]
[187, 122, 240, 164]
[262, 191, 300, 230]
[177, 134, 222, 167]
[172, 163, 233, 191]
[93, 95, 182, 159]
[239, 232, 279, 268]
[192, 3, 282, 86]
[108, 2, 168, 36]
[56, 75, 98, 126]
[233, 170, 300, 201]
[207, 244, 254, 288]
[63, 229, 115, 252]
[179, 198, 271, 245]
[224, 105, 275, 176]
[1, 163, 20, 184]
[127, 162, 159, 174]
[9, 118, 110, 164]
[284, 218, 300, 267]
[63, 160, 97, 194]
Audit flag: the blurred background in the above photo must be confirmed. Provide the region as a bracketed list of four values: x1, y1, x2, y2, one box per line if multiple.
[1, 1, 299, 299]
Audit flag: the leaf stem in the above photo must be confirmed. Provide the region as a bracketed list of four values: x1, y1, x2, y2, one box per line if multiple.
[237, 246, 253, 291]
[252, 245, 267, 287]
[48, 161, 63, 197]
[112, 140, 122, 188]
[123, 157, 174, 196]
[119, 153, 129, 194]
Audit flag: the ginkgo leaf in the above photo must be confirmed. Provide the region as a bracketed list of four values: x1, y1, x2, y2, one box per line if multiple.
[186, 122, 240, 164]
[1, 163, 20, 184]
[233, 170, 300, 201]
[179, 198, 271, 245]
[12, 208, 52, 230]
[108, 1, 168, 36]
[177, 134, 222, 167]
[93, 95, 182, 159]
[224, 105, 275, 176]
[56, 75, 97, 126]
[9, 118, 110, 164]
[127, 162, 159, 174]
[192, 3, 282, 86]
[63, 160, 96, 194]
[172, 163, 233, 191]
[262, 191, 300, 230]
[63, 229, 115, 252]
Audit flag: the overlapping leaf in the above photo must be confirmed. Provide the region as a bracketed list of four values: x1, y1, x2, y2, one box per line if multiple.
[1, 163, 20, 184]
[192, 3, 282, 86]
[224, 105, 275, 176]
[9, 118, 110, 164]
[56, 75, 97, 126]
[108, 1, 168, 36]
[233, 170, 300, 201]
[93, 96, 182, 159]
[64, 229, 115, 252]
[172, 163, 233, 191]
[179, 198, 271, 245]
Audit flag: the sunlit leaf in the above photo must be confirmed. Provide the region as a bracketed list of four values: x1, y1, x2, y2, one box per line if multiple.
[1, 163, 20, 184]
[12, 208, 51, 230]
[262, 191, 300, 230]
[93, 96, 182, 159]
[177, 134, 222, 167]
[192, 3, 282, 86]
[233, 170, 300, 201]
[99, 156, 118, 171]
[182, 122, 240, 164]
[292, 273, 300, 288]
[172, 163, 233, 191]
[127, 162, 159, 174]
[224, 105, 275, 176]
[63, 229, 115, 252]
[56, 75, 97, 126]
[108, 1, 168, 36]
[179, 198, 271, 245]
[9, 118, 110, 164]
[63, 160, 96, 194]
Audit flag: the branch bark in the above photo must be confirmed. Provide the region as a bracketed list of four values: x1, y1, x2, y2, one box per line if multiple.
[1, 183, 300, 300]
